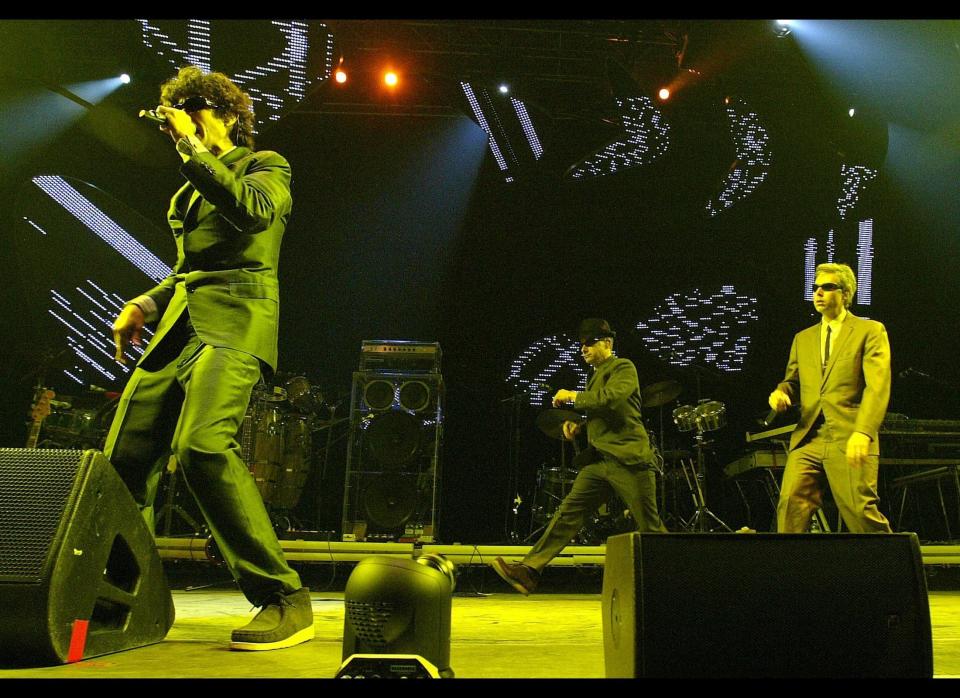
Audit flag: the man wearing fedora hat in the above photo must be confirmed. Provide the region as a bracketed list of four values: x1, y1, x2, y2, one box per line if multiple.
[492, 318, 667, 595]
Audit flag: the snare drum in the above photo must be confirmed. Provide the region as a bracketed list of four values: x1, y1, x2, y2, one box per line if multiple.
[672, 405, 698, 432]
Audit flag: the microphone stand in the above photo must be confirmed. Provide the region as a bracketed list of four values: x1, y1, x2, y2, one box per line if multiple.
[501, 385, 541, 543]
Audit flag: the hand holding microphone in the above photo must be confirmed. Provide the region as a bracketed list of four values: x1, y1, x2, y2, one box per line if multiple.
[138, 108, 166, 124]
[137, 105, 196, 142]
[764, 389, 792, 427]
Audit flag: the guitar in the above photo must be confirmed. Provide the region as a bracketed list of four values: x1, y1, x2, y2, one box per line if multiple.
[26, 388, 55, 448]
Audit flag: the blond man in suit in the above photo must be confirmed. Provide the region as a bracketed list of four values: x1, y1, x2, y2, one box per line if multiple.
[768, 263, 892, 533]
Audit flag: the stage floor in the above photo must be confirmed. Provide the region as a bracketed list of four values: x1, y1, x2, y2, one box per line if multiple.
[3, 589, 960, 679]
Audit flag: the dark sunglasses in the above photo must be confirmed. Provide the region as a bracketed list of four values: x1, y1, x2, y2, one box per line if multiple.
[581, 337, 609, 347]
[812, 282, 843, 293]
[173, 96, 222, 113]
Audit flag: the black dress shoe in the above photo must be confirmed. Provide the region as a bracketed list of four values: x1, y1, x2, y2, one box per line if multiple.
[491, 557, 540, 595]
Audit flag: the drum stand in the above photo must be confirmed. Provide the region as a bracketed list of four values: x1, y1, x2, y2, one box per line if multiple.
[679, 430, 732, 532]
[156, 455, 205, 537]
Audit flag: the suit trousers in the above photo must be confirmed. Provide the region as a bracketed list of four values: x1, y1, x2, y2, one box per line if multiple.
[777, 424, 892, 534]
[103, 319, 302, 605]
[523, 458, 667, 571]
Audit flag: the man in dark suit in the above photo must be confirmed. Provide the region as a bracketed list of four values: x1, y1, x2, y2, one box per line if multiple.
[105, 66, 313, 649]
[492, 318, 667, 594]
[768, 262, 892, 533]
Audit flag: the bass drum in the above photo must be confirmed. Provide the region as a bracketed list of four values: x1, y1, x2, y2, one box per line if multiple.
[530, 466, 572, 527]
[273, 414, 313, 511]
[249, 403, 284, 504]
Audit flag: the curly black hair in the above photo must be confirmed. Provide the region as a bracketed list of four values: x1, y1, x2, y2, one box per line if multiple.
[160, 66, 256, 148]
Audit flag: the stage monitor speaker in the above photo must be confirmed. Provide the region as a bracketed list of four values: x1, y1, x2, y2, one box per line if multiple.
[602, 532, 932, 678]
[0, 449, 175, 666]
[342, 555, 455, 678]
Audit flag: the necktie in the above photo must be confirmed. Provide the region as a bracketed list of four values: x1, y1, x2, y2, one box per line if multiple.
[824, 325, 832, 366]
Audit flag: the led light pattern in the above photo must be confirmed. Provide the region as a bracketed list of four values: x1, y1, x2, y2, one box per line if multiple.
[461, 82, 510, 173]
[231, 21, 318, 123]
[705, 99, 771, 216]
[804, 237, 818, 302]
[803, 230, 835, 301]
[802, 164, 877, 304]
[23, 216, 48, 235]
[635, 286, 759, 371]
[138, 20, 333, 125]
[570, 96, 670, 178]
[505, 335, 588, 407]
[47, 281, 155, 385]
[29, 177, 166, 386]
[511, 98, 543, 160]
[837, 164, 877, 220]
[139, 19, 211, 72]
[856, 218, 873, 305]
[33, 176, 170, 283]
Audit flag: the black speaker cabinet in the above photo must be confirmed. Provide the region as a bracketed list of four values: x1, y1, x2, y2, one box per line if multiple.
[602, 532, 932, 678]
[0, 449, 175, 665]
[343, 371, 443, 542]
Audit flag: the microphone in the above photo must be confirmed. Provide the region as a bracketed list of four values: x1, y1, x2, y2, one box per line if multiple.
[138, 109, 166, 124]
[762, 408, 779, 428]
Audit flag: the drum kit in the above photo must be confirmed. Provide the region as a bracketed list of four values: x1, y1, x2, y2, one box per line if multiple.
[526, 408, 630, 545]
[35, 390, 119, 450]
[241, 375, 328, 525]
[526, 375, 732, 538]
[156, 373, 333, 537]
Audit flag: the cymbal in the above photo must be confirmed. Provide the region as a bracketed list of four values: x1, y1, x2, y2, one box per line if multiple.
[536, 409, 584, 441]
[641, 380, 682, 408]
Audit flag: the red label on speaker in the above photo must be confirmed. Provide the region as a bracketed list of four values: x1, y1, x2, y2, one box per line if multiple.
[67, 620, 89, 663]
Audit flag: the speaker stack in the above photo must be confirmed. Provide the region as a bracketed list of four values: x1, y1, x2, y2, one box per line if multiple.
[601, 532, 933, 678]
[0, 448, 174, 665]
[341, 341, 443, 543]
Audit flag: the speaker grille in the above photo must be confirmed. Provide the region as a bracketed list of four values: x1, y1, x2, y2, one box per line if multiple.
[346, 599, 394, 646]
[0, 449, 85, 581]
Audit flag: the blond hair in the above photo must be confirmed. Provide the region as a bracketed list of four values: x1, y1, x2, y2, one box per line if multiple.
[816, 263, 857, 307]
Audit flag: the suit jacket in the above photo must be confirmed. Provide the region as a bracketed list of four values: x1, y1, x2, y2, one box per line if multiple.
[137, 146, 292, 373]
[777, 312, 891, 454]
[574, 356, 654, 466]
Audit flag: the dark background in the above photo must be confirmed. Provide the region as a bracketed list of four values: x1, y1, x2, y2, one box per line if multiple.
[1, 19, 958, 543]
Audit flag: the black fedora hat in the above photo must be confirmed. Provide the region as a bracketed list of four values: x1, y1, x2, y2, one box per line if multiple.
[578, 318, 616, 344]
